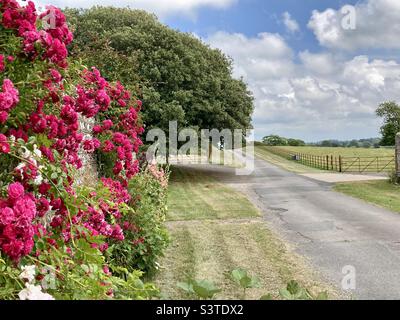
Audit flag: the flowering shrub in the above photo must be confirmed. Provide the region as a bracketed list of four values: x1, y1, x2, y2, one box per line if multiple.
[109, 163, 170, 274]
[0, 0, 159, 299]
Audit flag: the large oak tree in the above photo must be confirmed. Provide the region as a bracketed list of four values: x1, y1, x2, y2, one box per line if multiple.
[66, 7, 254, 136]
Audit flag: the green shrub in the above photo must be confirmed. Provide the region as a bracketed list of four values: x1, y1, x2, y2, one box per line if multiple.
[108, 164, 170, 275]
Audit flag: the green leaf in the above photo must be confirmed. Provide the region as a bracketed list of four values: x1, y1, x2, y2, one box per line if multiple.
[192, 280, 221, 299]
[231, 268, 261, 289]
[177, 281, 194, 294]
[81, 264, 90, 273]
[279, 288, 294, 300]
[315, 291, 329, 300]
[259, 294, 273, 300]
[287, 280, 301, 295]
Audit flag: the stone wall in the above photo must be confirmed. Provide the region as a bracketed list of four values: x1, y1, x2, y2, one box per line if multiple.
[76, 115, 98, 187]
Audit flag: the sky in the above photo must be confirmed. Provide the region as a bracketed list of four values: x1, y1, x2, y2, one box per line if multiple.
[34, 0, 400, 142]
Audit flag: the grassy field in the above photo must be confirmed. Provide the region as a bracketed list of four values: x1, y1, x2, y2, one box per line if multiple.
[335, 180, 400, 213]
[273, 146, 394, 158]
[155, 166, 337, 299]
[254, 146, 323, 173]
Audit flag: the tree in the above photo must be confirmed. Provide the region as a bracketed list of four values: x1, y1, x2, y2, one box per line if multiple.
[262, 135, 288, 146]
[376, 101, 400, 146]
[348, 140, 359, 148]
[65, 7, 254, 136]
[287, 138, 306, 146]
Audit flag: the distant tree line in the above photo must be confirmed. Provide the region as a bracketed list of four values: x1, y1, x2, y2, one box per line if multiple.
[260, 100, 400, 149]
[261, 135, 306, 146]
[261, 135, 383, 148]
[309, 138, 382, 148]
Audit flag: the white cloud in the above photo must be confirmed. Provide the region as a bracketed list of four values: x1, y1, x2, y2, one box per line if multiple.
[308, 0, 400, 50]
[282, 11, 300, 33]
[207, 32, 400, 141]
[35, 0, 236, 17]
[299, 51, 337, 75]
[208, 31, 294, 80]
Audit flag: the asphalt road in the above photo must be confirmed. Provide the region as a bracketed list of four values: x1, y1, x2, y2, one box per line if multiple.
[181, 157, 400, 300]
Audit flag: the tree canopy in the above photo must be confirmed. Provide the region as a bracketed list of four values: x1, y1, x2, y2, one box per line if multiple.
[65, 7, 254, 134]
[376, 101, 400, 146]
[262, 135, 305, 146]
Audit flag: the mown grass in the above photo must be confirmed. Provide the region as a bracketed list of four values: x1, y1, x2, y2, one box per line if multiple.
[275, 146, 394, 158]
[335, 180, 400, 213]
[167, 166, 260, 221]
[254, 146, 323, 173]
[155, 166, 337, 299]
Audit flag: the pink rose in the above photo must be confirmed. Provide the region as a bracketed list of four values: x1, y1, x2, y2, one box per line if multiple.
[0, 207, 15, 225]
[7, 182, 25, 200]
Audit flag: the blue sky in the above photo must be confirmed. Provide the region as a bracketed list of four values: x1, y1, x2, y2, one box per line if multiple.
[38, 0, 400, 142]
[165, 0, 357, 53]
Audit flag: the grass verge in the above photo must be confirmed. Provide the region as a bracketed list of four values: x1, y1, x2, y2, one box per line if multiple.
[335, 180, 400, 213]
[167, 166, 260, 221]
[155, 165, 338, 299]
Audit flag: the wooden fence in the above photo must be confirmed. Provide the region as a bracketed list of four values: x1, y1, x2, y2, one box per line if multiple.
[264, 146, 395, 173]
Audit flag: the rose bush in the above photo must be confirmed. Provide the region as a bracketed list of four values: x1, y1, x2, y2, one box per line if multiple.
[0, 0, 162, 299]
[108, 162, 170, 275]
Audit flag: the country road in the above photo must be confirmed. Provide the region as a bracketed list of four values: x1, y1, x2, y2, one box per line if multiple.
[178, 156, 400, 300]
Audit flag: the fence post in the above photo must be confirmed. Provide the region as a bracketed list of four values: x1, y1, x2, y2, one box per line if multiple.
[326, 155, 329, 170]
[339, 156, 342, 173]
[396, 133, 400, 179]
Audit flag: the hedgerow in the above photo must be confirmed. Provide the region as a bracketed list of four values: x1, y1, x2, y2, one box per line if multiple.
[0, 0, 163, 300]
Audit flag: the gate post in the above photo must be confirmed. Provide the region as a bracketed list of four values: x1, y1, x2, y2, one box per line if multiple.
[396, 133, 400, 179]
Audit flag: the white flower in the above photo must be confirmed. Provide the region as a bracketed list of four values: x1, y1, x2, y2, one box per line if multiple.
[18, 283, 55, 300]
[19, 265, 36, 283]
[15, 162, 26, 175]
[33, 173, 43, 186]
[33, 145, 42, 158]
[19, 146, 32, 159]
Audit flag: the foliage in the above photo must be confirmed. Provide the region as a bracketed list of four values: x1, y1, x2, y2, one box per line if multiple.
[230, 268, 261, 298]
[311, 138, 382, 148]
[108, 163, 170, 275]
[0, 0, 159, 300]
[261, 136, 383, 148]
[278, 280, 328, 300]
[177, 279, 221, 300]
[65, 7, 254, 135]
[229, 268, 328, 300]
[262, 135, 305, 146]
[287, 138, 306, 146]
[178, 270, 327, 300]
[376, 101, 400, 146]
[259, 281, 328, 300]
[262, 135, 288, 146]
